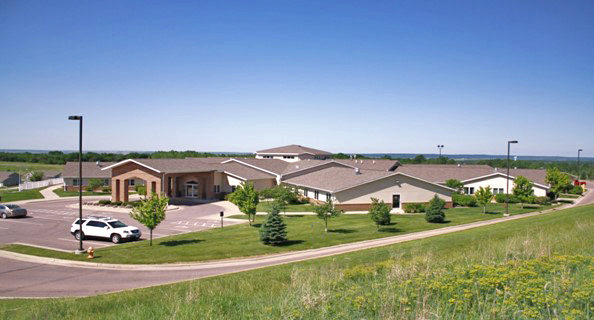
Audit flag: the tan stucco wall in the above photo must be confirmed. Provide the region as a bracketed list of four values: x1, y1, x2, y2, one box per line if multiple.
[334, 174, 452, 211]
[250, 178, 276, 190]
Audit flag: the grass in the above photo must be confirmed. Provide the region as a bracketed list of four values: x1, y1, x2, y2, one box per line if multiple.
[559, 193, 580, 199]
[0, 161, 63, 172]
[2, 203, 552, 264]
[0, 187, 44, 202]
[52, 189, 111, 197]
[0, 204, 591, 319]
[257, 201, 316, 212]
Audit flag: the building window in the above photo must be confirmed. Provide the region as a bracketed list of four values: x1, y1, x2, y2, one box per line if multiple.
[303, 188, 308, 197]
[231, 186, 236, 192]
[214, 185, 220, 193]
[263, 155, 272, 159]
[103, 179, 109, 186]
[464, 187, 475, 195]
[73, 179, 81, 186]
[392, 194, 400, 209]
[283, 156, 295, 159]
[326, 193, 331, 202]
[493, 188, 504, 195]
[314, 191, 319, 200]
[129, 180, 135, 186]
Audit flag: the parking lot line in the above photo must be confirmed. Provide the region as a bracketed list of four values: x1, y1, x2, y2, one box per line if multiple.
[0, 226, 8, 229]
[0, 220, 43, 226]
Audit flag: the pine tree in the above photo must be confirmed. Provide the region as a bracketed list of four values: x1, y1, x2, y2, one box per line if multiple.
[425, 195, 446, 223]
[260, 202, 287, 246]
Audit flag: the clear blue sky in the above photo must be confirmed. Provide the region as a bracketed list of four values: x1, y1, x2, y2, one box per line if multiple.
[1, 0, 592, 157]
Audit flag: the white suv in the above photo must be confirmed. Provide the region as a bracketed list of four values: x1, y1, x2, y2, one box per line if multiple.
[70, 216, 142, 244]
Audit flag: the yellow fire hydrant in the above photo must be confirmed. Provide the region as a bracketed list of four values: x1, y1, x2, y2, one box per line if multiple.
[87, 246, 95, 259]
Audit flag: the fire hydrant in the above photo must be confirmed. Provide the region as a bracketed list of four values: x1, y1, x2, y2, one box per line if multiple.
[87, 246, 95, 259]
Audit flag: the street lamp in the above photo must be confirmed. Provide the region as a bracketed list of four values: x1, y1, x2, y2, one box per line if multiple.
[68, 115, 85, 254]
[437, 145, 444, 161]
[505, 140, 518, 217]
[577, 149, 583, 181]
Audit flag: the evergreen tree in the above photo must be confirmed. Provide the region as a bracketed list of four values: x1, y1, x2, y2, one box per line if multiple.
[425, 195, 446, 223]
[259, 202, 287, 245]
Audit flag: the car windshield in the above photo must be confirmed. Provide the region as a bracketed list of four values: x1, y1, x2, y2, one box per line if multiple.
[6, 205, 20, 209]
[108, 221, 128, 228]
[74, 219, 86, 225]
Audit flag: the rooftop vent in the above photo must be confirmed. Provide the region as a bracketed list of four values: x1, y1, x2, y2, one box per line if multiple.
[355, 168, 361, 175]
[372, 160, 375, 164]
[494, 167, 498, 172]
[95, 161, 100, 167]
[457, 163, 461, 168]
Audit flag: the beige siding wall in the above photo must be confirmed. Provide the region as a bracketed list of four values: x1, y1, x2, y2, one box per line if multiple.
[464, 175, 548, 197]
[250, 178, 276, 190]
[334, 175, 452, 212]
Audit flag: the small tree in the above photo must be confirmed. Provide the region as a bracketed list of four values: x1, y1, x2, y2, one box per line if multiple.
[474, 185, 493, 214]
[445, 179, 464, 193]
[88, 178, 104, 191]
[30, 171, 44, 182]
[260, 201, 287, 245]
[425, 195, 446, 223]
[368, 198, 391, 230]
[314, 200, 343, 232]
[545, 167, 572, 199]
[230, 182, 259, 225]
[129, 193, 169, 246]
[513, 176, 534, 208]
[135, 185, 147, 198]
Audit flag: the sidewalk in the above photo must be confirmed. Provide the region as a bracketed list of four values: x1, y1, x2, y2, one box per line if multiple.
[39, 184, 63, 200]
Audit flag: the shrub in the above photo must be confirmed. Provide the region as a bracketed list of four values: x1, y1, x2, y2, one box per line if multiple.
[452, 194, 478, 207]
[102, 187, 111, 193]
[112, 201, 123, 206]
[85, 186, 94, 192]
[30, 171, 44, 181]
[569, 185, 583, 195]
[495, 193, 519, 203]
[135, 185, 147, 196]
[425, 195, 446, 223]
[368, 198, 391, 229]
[534, 196, 551, 205]
[403, 203, 426, 213]
[98, 200, 111, 205]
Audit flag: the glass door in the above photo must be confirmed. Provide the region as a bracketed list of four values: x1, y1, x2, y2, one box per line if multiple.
[186, 183, 198, 197]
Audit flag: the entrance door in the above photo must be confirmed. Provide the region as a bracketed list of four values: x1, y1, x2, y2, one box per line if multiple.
[392, 194, 400, 209]
[186, 183, 198, 197]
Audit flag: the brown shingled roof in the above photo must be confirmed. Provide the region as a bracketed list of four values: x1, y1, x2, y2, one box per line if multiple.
[394, 164, 494, 183]
[63, 162, 114, 178]
[283, 166, 396, 192]
[256, 144, 332, 155]
[335, 159, 400, 171]
[222, 162, 276, 180]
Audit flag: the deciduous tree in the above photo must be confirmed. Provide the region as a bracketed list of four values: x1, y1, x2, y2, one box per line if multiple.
[314, 200, 343, 232]
[129, 193, 169, 246]
[513, 176, 534, 208]
[474, 186, 494, 214]
[368, 198, 391, 230]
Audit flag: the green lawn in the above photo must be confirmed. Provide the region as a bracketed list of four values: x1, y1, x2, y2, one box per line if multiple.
[0, 161, 63, 172]
[257, 201, 316, 212]
[52, 189, 111, 197]
[559, 193, 580, 199]
[3, 203, 552, 264]
[0, 204, 591, 319]
[0, 187, 44, 202]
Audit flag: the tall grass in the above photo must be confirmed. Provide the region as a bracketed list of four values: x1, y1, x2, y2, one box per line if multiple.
[1, 204, 593, 319]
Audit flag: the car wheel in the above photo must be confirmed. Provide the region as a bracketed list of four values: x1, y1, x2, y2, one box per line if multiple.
[1, 213, 6, 219]
[111, 234, 121, 244]
[74, 230, 84, 240]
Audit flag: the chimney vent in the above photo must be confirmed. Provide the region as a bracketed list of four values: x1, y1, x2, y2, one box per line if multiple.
[355, 168, 361, 175]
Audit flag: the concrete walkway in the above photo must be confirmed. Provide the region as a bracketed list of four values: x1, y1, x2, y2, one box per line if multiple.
[39, 184, 63, 200]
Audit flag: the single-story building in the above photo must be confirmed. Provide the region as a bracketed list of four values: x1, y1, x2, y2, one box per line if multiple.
[0, 172, 19, 187]
[61, 144, 550, 210]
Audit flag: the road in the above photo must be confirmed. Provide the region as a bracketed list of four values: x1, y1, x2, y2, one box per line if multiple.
[0, 188, 592, 298]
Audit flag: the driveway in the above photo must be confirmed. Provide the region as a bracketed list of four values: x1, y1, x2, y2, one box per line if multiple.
[0, 198, 245, 251]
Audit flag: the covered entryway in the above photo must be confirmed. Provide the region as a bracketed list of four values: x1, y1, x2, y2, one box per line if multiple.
[107, 161, 163, 203]
[185, 181, 198, 197]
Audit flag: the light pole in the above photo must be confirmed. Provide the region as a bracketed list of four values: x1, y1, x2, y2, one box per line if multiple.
[437, 145, 444, 162]
[505, 140, 518, 216]
[577, 149, 583, 180]
[68, 115, 85, 254]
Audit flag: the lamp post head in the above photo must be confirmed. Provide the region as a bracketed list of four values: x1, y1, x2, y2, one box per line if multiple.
[508, 140, 518, 144]
[578, 149, 583, 152]
[68, 115, 82, 120]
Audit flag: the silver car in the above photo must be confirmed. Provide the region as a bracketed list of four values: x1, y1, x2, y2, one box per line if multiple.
[0, 204, 28, 219]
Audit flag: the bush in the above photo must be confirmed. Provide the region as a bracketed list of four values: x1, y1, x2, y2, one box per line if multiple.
[452, 194, 478, 207]
[368, 198, 391, 228]
[112, 201, 123, 206]
[534, 196, 551, 205]
[259, 185, 300, 204]
[98, 200, 111, 205]
[495, 193, 519, 203]
[85, 186, 94, 192]
[102, 187, 111, 193]
[569, 185, 583, 195]
[30, 171, 44, 182]
[425, 195, 446, 223]
[524, 195, 537, 204]
[135, 185, 147, 196]
[403, 203, 426, 213]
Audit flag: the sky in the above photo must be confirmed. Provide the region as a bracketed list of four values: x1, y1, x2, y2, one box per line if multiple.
[1, 0, 593, 157]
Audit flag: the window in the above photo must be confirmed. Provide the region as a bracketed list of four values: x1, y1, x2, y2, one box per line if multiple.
[231, 186, 237, 192]
[314, 191, 319, 200]
[214, 185, 220, 193]
[392, 194, 401, 209]
[303, 188, 308, 197]
[128, 180, 135, 186]
[74, 219, 86, 225]
[262, 155, 273, 159]
[326, 193, 331, 202]
[283, 156, 295, 159]
[103, 179, 109, 186]
[464, 187, 475, 195]
[86, 221, 106, 228]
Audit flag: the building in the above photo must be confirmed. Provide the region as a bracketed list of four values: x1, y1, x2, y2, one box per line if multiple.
[0, 172, 19, 187]
[61, 144, 550, 211]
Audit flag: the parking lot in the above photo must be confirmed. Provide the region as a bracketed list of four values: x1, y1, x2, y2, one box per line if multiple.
[0, 198, 245, 251]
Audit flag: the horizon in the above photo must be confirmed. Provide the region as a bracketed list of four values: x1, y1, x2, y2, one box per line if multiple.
[1, 1, 593, 157]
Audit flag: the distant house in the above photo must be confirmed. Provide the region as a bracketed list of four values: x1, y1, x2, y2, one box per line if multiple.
[62, 162, 144, 191]
[0, 172, 19, 187]
[255, 144, 332, 162]
[40, 170, 62, 179]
